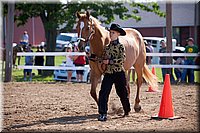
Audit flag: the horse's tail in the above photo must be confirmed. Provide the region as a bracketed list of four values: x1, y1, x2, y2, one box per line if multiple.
[143, 64, 158, 91]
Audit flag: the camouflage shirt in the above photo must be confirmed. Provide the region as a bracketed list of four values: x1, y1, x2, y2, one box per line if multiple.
[102, 39, 126, 74]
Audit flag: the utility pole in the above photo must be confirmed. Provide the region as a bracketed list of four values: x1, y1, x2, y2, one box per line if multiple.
[5, 3, 15, 82]
[166, 1, 175, 83]
[194, 2, 200, 45]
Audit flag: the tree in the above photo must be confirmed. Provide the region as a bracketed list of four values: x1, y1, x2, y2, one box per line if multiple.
[3, 1, 165, 76]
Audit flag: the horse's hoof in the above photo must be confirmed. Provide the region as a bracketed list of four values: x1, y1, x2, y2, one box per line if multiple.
[134, 105, 141, 112]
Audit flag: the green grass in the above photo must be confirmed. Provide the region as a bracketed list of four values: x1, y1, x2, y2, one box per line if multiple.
[5, 48, 200, 83]
[129, 68, 200, 83]
[11, 55, 66, 82]
[9, 47, 66, 82]
[12, 60, 199, 83]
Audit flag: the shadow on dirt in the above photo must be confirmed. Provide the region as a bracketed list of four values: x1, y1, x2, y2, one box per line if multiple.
[6, 114, 98, 131]
[40, 114, 98, 125]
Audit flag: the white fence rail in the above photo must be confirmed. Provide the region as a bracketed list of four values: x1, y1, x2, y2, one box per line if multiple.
[17, 52, 86, 56]
[146, 53, 199, 57]
[17, 65, 90, 70]
[16, 52, 200, 70]
[17, 52, 198, 57]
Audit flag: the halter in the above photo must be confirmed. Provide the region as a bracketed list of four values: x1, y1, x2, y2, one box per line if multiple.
[78, 18, 95, 44]
[78, 17, 106, 74]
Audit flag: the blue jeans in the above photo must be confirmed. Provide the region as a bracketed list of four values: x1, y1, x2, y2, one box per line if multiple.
[181, 60, 195, 83]
[161, 68, 175, 83]
[174, 68, 182, 80]
[161, 68, 168, 82]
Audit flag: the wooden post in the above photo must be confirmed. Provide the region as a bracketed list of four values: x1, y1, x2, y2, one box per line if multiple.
[5, 3, 15, 82]
[194, 2, 199, 45]
[166, 1, 175, 82]
[166, 2, 172, 62]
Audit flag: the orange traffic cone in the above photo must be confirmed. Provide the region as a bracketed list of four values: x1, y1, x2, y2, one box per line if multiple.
[146, 67, 157, 92]
[152, 74, 180, 120]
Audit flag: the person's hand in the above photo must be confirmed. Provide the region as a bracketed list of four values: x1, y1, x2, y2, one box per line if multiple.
[103, 59, 109, 64]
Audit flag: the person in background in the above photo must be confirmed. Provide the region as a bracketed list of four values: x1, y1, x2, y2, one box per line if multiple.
[23, 45, 34, 81]
[40, 45, 45, 66]
[181, 38, 199, 84]
[174, 57, 184, 83]
[159, 40, 167, 83]
[98, 23, 131, 121]
[73, 45, 86, 82]
[148, 42, 154, 53]
[147, 42, 154, 64]
[85, 45, 90, 65]
[20, 31, 29, 51]
[145, 40, 152, 65]
[34, 45, 44, 75]
[34, 46, 40, 74]
[65, 44, 74, 82]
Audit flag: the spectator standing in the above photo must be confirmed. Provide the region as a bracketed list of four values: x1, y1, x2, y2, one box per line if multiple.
[65, 44, 74, 82]
[34, 46, 44, 75]
[148, 42, 154, 53]
[39, 45, 45, 74]
[159, 40, 167, 83]
[181, 38, 199, 84]
[85, 45, 90, 65]
[147, 42, 154, 64]
[174, 57, 184, 83]
[23, 46, 34, 81]
[145, 40, 152, 65]
[20, 31, 29, 51]
[73, 46, 86, 82]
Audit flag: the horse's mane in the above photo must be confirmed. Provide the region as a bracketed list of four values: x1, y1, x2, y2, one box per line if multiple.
[90, 16, 101, 26]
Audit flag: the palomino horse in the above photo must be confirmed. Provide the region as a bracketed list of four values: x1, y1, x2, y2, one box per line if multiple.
[76, 11, 157, 112]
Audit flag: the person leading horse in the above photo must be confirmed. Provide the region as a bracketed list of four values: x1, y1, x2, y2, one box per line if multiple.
[76, 11, 157, 113]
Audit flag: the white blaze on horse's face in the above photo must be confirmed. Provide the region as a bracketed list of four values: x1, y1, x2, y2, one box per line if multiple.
[80, 21, 84, 29]
[79, 21, 84, 38]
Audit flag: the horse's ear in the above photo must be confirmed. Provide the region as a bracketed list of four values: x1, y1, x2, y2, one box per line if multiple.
[76, 11, 81, 19]
[86, 11, 90, 19]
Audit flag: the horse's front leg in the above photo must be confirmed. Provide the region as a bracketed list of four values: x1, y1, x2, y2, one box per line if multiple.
[18, 56, 21, 65]
[13, 55, 16, 69]
[90, 72, 101, 106]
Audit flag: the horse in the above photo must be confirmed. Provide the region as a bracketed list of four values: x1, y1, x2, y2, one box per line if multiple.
[13, 44, 23, 67]
[76, 11, 157, 112]
[1, 44, 23, 68]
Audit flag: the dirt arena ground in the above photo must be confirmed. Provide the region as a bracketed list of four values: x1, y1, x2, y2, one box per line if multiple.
[2, 82, 199, 132]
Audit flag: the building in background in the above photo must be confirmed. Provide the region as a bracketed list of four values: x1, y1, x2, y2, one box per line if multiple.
[3, 2, 199, 47]
[3, 16, 45, 47]
[110, 2, 200, 47]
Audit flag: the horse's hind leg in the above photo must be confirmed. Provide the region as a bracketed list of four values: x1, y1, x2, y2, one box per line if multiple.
[133, 63, 144, 112]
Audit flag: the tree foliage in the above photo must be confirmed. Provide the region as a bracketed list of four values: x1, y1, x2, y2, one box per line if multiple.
[3, 1, 165, 75]
[4, 1, 166, 33]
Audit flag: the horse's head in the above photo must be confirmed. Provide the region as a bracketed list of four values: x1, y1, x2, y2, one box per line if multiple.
[76, 11, 95, 51]
[13, 44, 23, 52]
